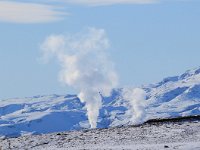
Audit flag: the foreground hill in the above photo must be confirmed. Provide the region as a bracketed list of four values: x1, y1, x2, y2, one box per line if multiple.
[0, 116, 200, 150]
[0, 67, 200, 137]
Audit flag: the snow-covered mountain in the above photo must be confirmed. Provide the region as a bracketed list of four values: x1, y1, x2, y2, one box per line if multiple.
[0, 67, 200, 137]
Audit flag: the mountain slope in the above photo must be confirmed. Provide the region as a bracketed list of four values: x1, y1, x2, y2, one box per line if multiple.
[145, 67, 200, 120]
[0, 67, 200, 137]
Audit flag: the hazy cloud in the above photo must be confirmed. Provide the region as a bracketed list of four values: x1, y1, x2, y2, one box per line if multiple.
[60, 0, 159, 6]
[41, 28, 118, 128]
[0, 1, 67, 23]
[123, 88, 147, 124]
[0, 0, 161, 23]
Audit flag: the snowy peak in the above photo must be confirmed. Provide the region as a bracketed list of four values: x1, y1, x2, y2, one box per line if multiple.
[180, 67, 200, 80]
[152, 67, 200, 89]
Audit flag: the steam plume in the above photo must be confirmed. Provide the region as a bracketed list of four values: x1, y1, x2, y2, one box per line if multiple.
[123, 88, 146, 124]
[41, 28, 118, 128]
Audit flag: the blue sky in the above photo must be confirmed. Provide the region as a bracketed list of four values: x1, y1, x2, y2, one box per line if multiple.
[0, 0, 200, 99]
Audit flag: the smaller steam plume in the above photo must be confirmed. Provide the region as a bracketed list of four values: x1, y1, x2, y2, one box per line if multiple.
[41, 27, 118, 128]
[123, 88, 147, 124]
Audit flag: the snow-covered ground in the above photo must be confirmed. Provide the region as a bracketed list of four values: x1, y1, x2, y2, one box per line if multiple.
[0, 67, 200, 137]
[0, 117, 199, 150]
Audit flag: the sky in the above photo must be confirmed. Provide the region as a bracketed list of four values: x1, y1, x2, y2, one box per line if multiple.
[0, 0, 200, 99]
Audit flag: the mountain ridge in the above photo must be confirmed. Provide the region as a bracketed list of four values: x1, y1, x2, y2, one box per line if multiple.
[0, 67, 200, 137]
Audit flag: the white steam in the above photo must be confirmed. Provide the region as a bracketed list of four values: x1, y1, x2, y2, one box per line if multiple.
[123, 88, 146, 124]
[41, 28, 118, 128]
